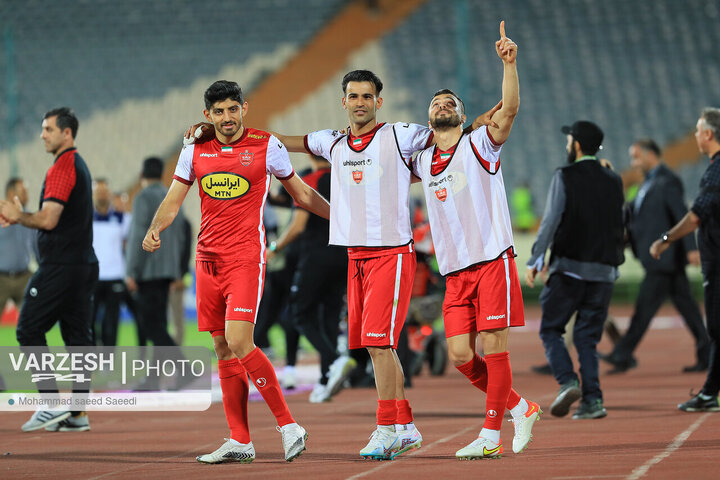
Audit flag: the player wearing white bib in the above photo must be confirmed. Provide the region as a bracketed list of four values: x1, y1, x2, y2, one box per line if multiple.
[412, 22, 540, 460]
[274, 70, 431, 460]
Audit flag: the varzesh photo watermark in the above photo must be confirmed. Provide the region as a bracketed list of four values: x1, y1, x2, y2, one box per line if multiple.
[0, 346, 212, 411]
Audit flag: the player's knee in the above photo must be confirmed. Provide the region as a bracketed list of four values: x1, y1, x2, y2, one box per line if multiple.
[226, 336, 254, 359]
[366, 345, 391, 360]
[447, 344, 473, 366]
[213, 341, 233, 361]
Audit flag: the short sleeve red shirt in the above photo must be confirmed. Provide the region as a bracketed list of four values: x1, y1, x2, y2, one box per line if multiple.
[173, 128, 294, 263]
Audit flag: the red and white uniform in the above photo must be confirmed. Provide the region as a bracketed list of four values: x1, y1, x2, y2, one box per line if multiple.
[305, 122, 432, 348]
[413, 126, 514, 275]
[173, 128, 294, 330]
[412, 126, 524, 333]
[305, 122, 431, 247]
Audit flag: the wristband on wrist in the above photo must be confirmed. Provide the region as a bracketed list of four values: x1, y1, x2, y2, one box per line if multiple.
[269, 241, 277, 252]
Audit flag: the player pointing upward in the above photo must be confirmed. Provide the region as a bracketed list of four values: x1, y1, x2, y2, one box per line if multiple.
[412, 21, 541, 459]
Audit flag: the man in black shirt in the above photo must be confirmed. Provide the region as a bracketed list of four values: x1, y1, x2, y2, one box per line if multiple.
[651, 107, 720, 412]
[268, 155, 351, 403]
[603, 139, 709, 373]
[0, 107, 98, 432]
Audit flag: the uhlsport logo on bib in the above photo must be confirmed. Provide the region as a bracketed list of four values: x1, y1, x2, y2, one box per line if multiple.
[256, 378, 267, 388]
[200, 172, 250, 200]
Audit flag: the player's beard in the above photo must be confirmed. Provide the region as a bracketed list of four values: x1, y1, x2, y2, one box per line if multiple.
[430, 111, 462, 130]
[218, 122, 240, 137]
[566, 149, 577, 164]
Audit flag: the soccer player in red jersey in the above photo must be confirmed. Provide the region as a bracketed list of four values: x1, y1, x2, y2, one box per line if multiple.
[142, 80, 329, 464]
[412, 22, 541, 459]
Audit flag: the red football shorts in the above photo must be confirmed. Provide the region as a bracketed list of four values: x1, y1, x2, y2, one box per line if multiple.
[443, 251, 525, 338]
[347, 251, 416, 349]
[195, 260, 265, 332]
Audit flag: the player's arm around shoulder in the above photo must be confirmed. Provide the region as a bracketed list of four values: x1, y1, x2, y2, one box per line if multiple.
[267, 130, 310, 153]
[142, 180, 190, 252]
[280, 175, 330, 220]
[487, 21, 519, 146]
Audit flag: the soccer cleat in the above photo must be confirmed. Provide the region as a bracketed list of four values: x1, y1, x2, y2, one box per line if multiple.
[46, 412, 90, 432]
[456, 436, 503, 460]
[359, 426, 398, 460]
[678, 393, 720, 412]
[282, 366, 297, 390]
[196, 438, 255, 464]
[511, 401, 541, 453]
[390, 425, 422, 459]
[22, 410, 72, 432]
[572, 399, 607, 419]
[278, 423, 307, 462]
[309, 383, 330, 403]
[550, 380, 582, 417]
[325, 356, 357, 397]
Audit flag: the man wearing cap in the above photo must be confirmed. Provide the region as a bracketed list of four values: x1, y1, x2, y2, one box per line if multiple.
[526, 121, 625, 419]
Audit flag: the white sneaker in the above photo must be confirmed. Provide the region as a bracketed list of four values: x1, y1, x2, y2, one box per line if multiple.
[456, 436, 503, 460]
[282, 366, 297, 390]
[510, 400, 541, 453]
[359, 426, 398, 460]
[325, 356, 357, 397]
[277, 423, 307, 462]
[309, 383, 330, 403]
[196, 438, 255, 464]
[22, 410, 71, 432]
[46, 412, 90, 432]
[390, 425, 422, 459]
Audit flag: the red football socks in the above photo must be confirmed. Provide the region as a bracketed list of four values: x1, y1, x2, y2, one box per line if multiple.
[456, 353, 521, 409]
[239, 347, 294, 427]
[483, 351, 513, 430]
[218, 358, 250, 443]
[396, 399, 414, 424]
[377, 399, 397, 426]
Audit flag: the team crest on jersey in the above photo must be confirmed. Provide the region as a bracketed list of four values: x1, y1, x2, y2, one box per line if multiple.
[200, 172, 250, 200]
[352, 170, 363, 184]
[239, 150, 254, 166]
[435, 188, 447, 202]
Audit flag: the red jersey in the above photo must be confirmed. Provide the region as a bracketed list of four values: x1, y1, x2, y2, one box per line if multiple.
[173, 128, 294, 263]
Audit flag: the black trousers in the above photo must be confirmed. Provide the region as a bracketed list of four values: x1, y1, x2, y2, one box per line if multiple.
[612, 270, 709, 364]
[255, 250, 300, 365]
[290, 246, 347, 383]
[540, 274, 614, 403]
[702, 264, 720, 396]
[136, 278, 175, 347]
[17, 263, 98, 346]
[93, 280, 125, 346]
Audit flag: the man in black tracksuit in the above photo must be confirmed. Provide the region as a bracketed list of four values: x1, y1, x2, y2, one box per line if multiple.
[526, 121, 625, 420]
[269, 155, 350, 403]
[0, 107, 98, 432]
